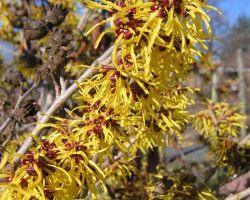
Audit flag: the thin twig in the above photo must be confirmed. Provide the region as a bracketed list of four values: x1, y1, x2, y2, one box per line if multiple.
[219, 171, 250, 195]
[239, 134, 250, 145]
[15, 80, 40, 109]
[13, 45, 113, 164]
[0, 76, 40, 135]
[2, 121, 16, 147]
[60, 77, 67, 94]
[0, 119, 12, 136]
[1, 9, 93, 135]
[167, 145, 205, 162]
[77, 9, 94, 31]
[225, 187, 250, 200]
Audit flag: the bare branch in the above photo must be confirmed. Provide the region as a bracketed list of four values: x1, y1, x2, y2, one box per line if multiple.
[0, 119, 12, 136]
[77, 9, 94, 31]
[2, 121, 16, 147]
[225, 187, 250, 200]
[0, 73, 40, 135]
[13, 45, 113, 164]
[220, 171, 250, 195]
[239, 134, 250, 145]
[60, 76, 67, 94]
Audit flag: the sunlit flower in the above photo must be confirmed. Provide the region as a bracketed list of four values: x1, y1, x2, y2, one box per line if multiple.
[0, 0, 222, 199]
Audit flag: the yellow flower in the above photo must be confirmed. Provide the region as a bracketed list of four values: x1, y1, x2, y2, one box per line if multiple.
[82, 0, 219, 68]
[193, 101, 246, 139]
[0, 0, 221, 199]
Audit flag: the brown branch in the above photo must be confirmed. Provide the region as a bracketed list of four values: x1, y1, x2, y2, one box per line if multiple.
[2, 121, 16, 147]
[0, 73, 40, 135]
[219, 171, 250, 195]
[167, 145, 205, 162]
[0, 119, 12, 136]
[225, 187, 250, 200]
[13, 45, 113, 164]
[77, 9, 94, 31]
[239, 134, 250, 145]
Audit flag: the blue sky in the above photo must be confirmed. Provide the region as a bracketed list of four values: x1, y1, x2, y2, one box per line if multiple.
[215, 0, 250, 26]
[1, 0, 250, 63]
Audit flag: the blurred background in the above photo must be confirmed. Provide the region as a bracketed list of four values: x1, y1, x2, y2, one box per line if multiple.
[188, 0, 250, 126]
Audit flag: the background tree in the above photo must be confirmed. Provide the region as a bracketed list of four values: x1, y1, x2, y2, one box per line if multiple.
[221, 16, 250, 66]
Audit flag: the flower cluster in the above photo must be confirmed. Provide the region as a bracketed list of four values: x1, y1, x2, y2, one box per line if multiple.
[0, 0, 220, 199]
[193, 101, 247, 164]
[193, 101, 246, 139]
[146, 173, 217, 200]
